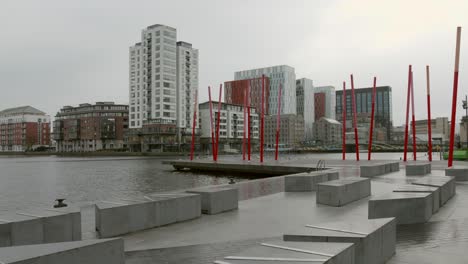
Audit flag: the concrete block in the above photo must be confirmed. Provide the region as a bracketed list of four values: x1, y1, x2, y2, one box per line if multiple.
[146, 194, 178, 226]
[317, 178, 371, 207]
[95, 201, 131, 238]
[393, 185, 440, 213]
[46, 207, 81, 241]
[360, 164, 384, 177]
[327, 170, 340, 181]
[445, 167, 468, 181]
[406, 163, 431, 176]
[188, 187, 238, 215]
[283, 217, 396, 264]
[368, 192, 432, 224]
[214, 240, 355, 264]
[0, 238, 124, 264]
[148, 193, 201, 222]
[0, 220, 11, 247]
[284, 172, 329, 192]
[412, 176, 456, 205]
[18, 209, 74, 244]
[0, 213, 43, 246]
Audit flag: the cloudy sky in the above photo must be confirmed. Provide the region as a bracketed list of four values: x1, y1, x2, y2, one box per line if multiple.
[1, 0, 467, 126]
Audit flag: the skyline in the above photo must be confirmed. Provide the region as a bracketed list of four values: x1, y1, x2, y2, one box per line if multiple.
[1, 0, 467, 126]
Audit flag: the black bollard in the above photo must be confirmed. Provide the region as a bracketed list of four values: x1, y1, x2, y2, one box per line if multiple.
[54, 199, 68, 208]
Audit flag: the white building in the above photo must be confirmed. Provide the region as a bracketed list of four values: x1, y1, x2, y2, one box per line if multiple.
[314, 117, 342, 145]
[296, 78, 315, 141]
[234, 65, 296, 115]
[314, 85, 336, 120]
[128, 24, 198, 135]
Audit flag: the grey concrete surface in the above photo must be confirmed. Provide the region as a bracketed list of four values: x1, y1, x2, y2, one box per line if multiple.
[284, 172, 329, 192]
[213, 240, 355, 264]
[445, 167, 468, 181]
[317, 178, 371, 206]
[412, 176, 456, 205]
[360, 162, 400, 177]
[188, 187, 238, 215]
[368, 192, 433, 224]
[406, 163, 432, 176]
[46, 206, 82, 241]
[0, 213, 43, 246]
[17, 209, 74, 243]
[393, 185, 440, 213]
[147, 193, 201, 222]
[0, 238, 124, 264]
[283, 217, 396, 264]
[212, 176, 285, 201]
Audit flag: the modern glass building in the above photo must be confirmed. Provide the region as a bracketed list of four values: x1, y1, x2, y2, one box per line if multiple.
[335, 86, 393, 141]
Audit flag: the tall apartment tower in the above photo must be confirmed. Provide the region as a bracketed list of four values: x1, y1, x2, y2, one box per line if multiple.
[234, 65, 296, 115]
[129, 24, 198, 134]
[296, 78, 315, 141]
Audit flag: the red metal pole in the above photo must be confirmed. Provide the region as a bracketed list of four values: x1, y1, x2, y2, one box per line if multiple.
[368, 77, 377, 160]
[449, 27, 462, 168]
[247, 81, 251, 161]
[426, 66, 433, 161]
[411, 70, 417, 161]
[260, 74, 265, 163]
[242, 85, 247, 160]
[208, 86, 215, 161]
[190, 91, 198, 160]
[342, 81, 347, 160]
[215, 84, 222, 161]
[275, 84, 282, 160]
[403, 65, 412, 162]
[350, 74, 359, 161]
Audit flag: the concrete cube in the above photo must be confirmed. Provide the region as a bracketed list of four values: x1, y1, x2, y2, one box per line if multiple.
[0, 238, 124, 264]
[393, 185, 440, 213]
[214, 240, 355, 264]
[0, 213, 43, 246]
[0, 220, 11, 247]
[283, 217, 396, 264]
[146, 195, 178, 226]
[368, 192, 432, 224]
[148, 193, 201, 222]
[360, 164, 384, 177]
[18, 209, 74, 243]
[188, 187, 238, 215]
[284, 172, 329, 192]
[327, 170, 340, 181]
[95, 201, 131, 238]
[317, 178, 371, 207]
[406, 163, 431, 176]
[445, 167, 468, 181]
[46, 207, 81, 241]
[412, 176, 456, 205]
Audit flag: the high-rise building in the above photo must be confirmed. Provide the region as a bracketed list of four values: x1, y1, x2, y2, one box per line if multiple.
[336, 86, 393, 142]
[224, 77, 270, 114]
[0, 106, 50, 152]
[234, 65, 296, 115]
[296, 78, 314, 141]
[313, 86, 336, 121]
[128, 24, 198, 139]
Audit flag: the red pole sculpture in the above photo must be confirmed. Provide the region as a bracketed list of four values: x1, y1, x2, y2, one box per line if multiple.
[350, 74, 359, 161]
[247, 81, 251, 161]
[403, 65, 412, 162]
[342, 81, 347, 160]
[448, 26, 462, 168]
[215, 84, 222, 161]
[426, 66, 433, 161]
[275, 84, 282, 160]
[242, 86, 247, 160]
[260, 74, 265, 163]
[368, 77, 377, 160]
[208, 86, 215, 161]
[190, 91, 198, 160]
[411, 70, 417, 160]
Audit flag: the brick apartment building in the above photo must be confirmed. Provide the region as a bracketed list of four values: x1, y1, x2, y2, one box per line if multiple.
[0, 106, 50, 152]
[53, 102, 128, 152]
[224, 77, 270, 115]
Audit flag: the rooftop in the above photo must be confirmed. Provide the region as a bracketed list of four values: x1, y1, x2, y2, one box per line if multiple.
[0, 106, 46, 117]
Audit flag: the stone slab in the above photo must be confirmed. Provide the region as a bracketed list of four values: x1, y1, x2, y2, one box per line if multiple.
[187, 187, 238, 215]
[317, 178, 371, 207]
[393, 185, 440, 213]
[0, 213, 43, 246]
[412, 176, 456, 205]
[445, 167, 468, 181]
[0, 238, 124, 264]
[283, 217, 396, 264]
[405, 163, 431, 176]
[213, 240, 355, 264]
[368, 192, 432, 224]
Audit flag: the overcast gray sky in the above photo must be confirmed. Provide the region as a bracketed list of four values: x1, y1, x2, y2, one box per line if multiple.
[1, 0, 467, 126]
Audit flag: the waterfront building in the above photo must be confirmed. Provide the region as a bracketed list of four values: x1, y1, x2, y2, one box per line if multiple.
[313, 86, 336, 121]
[128, 24, 199, 145]
[411, 117, 449, 142]
[125, 120, 177, 152]
[336, 86, 393, 142]
[53, 102, 128, 152]
[313, 117, 342, 145]
[224, 77, 270, 114]
[199, 101, 259, 154]
[265, 114, 304, 149]
[234, 65, 296, 115]
[0, 106, 50, 151]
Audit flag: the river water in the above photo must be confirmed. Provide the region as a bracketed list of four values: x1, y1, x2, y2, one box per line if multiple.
[0, 152, 431, 213]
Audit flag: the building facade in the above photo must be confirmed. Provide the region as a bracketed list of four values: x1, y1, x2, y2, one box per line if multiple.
[265, 114, 304, 149]
[199, 101, 259, 153]
[125, 120, 177, 153]
[234, 65, 296, 115]
[336, 86, 393, 142]
[224, 77, 270, 114]
[313, 117, 342, 145]
[296, 78, 314, 141]
[53, 102, 128, 152]
[0, 106, 50, 152]
[128, 24, 198, 138]
[411, 117, 449, 142]
[313, 86, 336, 121]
